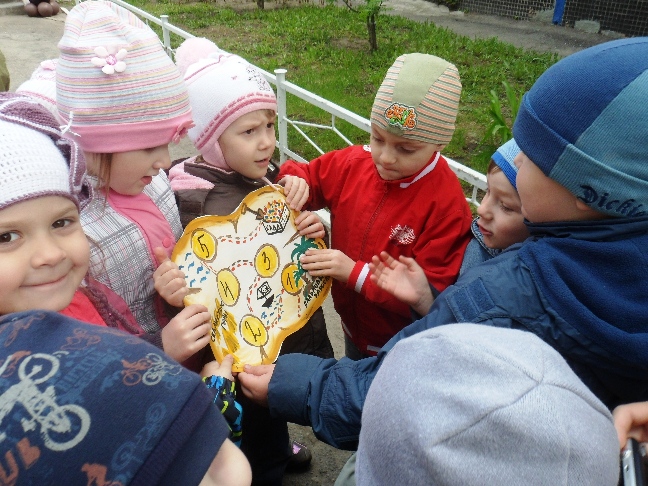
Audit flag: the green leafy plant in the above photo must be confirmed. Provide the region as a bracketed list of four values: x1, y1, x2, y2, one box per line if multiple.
[473, 80, 523, 171]
[333, 0, 384, 52]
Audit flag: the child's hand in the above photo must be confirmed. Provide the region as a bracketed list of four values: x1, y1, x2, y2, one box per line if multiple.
[201, 355, 235, 382]
[299, 248, 354, 282]
[153, 247, 188, 308]
[613, 402, 648, 448]
[294, 211, 325, 239]
[369, 251, 435, 315]
[278, 175, 309, 210]
[161, 304, 211, 363]
[238, 364, 275, 407]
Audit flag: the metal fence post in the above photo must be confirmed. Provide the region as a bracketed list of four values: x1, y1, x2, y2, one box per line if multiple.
[274, 68, 288, 164]
[161, 15, 172, 57]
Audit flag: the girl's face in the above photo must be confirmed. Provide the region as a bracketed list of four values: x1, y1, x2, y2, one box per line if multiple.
[0, 196, 89, 315]
[87, 145, 171, 196]
[476, 169, 529, 250]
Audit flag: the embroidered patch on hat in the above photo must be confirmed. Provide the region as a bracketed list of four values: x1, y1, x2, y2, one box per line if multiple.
[384, 103, 417, 130]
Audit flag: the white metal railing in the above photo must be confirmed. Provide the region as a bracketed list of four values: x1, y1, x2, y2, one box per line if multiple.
[80, 0, 488, 208]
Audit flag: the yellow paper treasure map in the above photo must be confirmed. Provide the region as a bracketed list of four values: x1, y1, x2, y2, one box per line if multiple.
[172, 186, 331, 372]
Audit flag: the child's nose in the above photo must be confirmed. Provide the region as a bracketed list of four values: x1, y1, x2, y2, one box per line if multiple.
[32, 236, 66, 267]
[154, 147, 171, 170]
[260, 130, 275, 149]
[379, 146, 397, 165]
[477, 198, 492, 220]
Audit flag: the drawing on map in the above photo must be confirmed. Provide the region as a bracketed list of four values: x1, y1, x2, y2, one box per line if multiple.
[172, 186, 331, 372]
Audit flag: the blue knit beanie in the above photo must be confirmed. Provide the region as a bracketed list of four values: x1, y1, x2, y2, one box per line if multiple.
[491, 138, 521, 189]
[0, 311, 229, 485]
[513, 37, 648, 218]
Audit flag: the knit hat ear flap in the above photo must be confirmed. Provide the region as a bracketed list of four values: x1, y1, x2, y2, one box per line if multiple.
[0, 93, 90, 210]
[177, 37, 277, 171]
[56, 0, 193, 154]
[371, 53, 462, 146]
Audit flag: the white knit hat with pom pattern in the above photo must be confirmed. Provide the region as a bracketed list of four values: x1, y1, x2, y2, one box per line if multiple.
[0, 93, 89, 211]
[175, 37, 277, 171]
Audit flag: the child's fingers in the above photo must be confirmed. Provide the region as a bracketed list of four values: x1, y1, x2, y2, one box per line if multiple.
[177, 304, 209, 323]
[380, 252, 398, 269]
[153, 246, 170, 266]
[291, 190, 308, 211]
[221, 354, 235, 368]
[279, 176, 296, 199]
[301, 227, 325, 239]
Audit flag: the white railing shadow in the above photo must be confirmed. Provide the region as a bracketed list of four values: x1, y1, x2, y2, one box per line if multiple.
[80, 0, 487, 212]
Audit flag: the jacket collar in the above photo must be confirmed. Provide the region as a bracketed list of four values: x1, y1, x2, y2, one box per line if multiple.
[525, 214, 648, 242]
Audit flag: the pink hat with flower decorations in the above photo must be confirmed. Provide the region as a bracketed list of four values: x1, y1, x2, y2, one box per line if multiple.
[56, 0, 193, 153]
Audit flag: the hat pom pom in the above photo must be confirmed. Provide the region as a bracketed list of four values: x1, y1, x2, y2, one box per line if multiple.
[176, 37, 222, 77]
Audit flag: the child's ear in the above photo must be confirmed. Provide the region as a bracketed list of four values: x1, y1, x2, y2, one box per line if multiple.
[575, 199, 611, 219]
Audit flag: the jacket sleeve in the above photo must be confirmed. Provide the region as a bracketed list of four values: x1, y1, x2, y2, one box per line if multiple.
[268, 353, 383, 450]
[204, 375, 243, 447]
[277, 150, 347, 212]
[266, 279, 477, 450]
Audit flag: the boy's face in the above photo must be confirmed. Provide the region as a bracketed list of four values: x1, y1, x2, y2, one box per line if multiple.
[86, 145, 171, 196]
[219, 110, 276, 180]
[477, 169, 529, 249]
[0, 196, 89, 315]
[514, 151, 583, 223]
[370, 125, 441, 180]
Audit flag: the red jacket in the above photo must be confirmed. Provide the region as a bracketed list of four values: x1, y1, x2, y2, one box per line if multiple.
[278, 145, 472, 354]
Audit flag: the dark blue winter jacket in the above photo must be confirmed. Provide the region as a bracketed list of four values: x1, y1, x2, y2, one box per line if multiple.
[268, 215, 648, 450]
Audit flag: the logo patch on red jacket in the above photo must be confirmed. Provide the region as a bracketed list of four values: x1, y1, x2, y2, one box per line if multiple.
[389, 224, 416, 245]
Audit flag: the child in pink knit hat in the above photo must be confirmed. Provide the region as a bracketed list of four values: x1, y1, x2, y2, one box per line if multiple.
[56, 1, 211, 366]
[155, 37, 331, 482]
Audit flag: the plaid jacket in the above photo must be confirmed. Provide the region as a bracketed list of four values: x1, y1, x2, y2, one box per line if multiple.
[81, 171, 182, 333]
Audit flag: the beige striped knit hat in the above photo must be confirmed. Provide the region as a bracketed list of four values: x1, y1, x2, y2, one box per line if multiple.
[371, 53, 461, 146]
[56, 0, 192, 154]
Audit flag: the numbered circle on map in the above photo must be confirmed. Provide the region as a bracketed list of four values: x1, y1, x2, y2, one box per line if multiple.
[217, 269, 240, 306]
[281, 263, 304, 295]
[191, 229, 217, 262]
[255, 244, 279, 278]
[240, 315, 269, 347]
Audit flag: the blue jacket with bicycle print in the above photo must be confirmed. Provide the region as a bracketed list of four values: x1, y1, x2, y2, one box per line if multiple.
[0, 310, 228, 485]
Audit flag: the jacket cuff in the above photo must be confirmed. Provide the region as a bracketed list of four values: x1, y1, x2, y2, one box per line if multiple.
[268, 353, 327, 425]
[138, 330, 164, 350]
[346, 261, 369, 293]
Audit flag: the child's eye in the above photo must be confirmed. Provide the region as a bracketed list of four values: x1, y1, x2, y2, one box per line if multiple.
[499, 202, 513, 213]
[52, 218, 73, 229]
[399, 147, 416, 154]
[0, 232, 19, 244]
[370, 134, 384, 143]
[244, 128, 255, 135]
[267, 122, 275, 129]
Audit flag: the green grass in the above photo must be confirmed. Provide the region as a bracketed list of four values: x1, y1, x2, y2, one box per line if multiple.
[131, 0, 560, 173]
